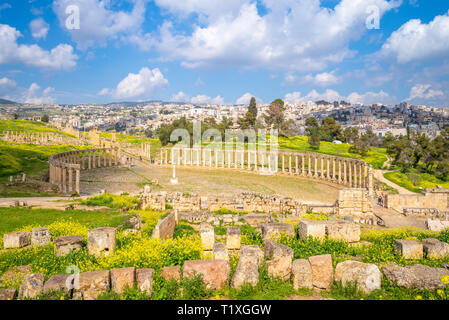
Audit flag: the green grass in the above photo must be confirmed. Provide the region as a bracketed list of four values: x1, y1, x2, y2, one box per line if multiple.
[328, 278, 449, 301]
[0, 140, 86, 180]
[0, 120, 74, 137]
[384, 170, 449, 193]
[0, 207, 131, 238]
[278, 136, 388, 169]
[277, 227, 447, 268]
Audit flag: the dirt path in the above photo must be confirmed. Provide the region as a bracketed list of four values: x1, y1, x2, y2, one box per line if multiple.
[373, 169, 415, 195]
[0, 195, 95, 210]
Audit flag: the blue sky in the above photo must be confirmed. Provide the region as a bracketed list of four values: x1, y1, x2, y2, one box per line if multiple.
[0, 0, 449, 107]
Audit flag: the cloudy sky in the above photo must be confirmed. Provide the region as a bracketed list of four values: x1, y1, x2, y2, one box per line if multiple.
[0, 0, 448, 106]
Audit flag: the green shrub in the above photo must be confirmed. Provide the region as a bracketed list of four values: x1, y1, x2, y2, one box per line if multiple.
[82, 194, 139, 210]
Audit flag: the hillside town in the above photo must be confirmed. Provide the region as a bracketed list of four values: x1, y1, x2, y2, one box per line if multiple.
[1, 100, 448, 140]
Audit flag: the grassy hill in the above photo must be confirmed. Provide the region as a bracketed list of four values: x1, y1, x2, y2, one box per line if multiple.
[384, 170, 449, 193]
[0, 141, 86, 180]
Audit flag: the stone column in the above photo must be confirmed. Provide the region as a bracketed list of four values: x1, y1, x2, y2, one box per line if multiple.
[268, 152, 272, 172]
[92, 151, 96, 168]
[302, 154, 305, 176]
[349, 162, 353, 187]
[308, 155, 312, 176]
[338, 160, 342, 183]
[254, 151, 258, 171]
[49, 164, 53, 184]
[314, 156, 318, 178]
[241, 150, 244, 169]
[96, 150, 100, 167]
[261, 151, 265, 170]
[215, 149, 218, 168]
[103, 150, 107, 167]
[68, 169, 73, 193]
[234, 150, 237, 169]
[343, 160, 347, 185]
[282, 153, 285, 173]
[320, 157, 324, 179]
[368, 166, 374, 196]
[288, 154, 292, 174]
[295, 155, 299, 175]
[62, 167, 67, 194]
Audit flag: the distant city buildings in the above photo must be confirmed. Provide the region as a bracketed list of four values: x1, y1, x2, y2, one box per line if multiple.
[3, 99, 448, 139]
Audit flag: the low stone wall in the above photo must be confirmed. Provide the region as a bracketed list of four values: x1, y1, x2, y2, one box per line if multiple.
[152, 213, 176, 239]
[141, 191, 309, 215]
[385, 189, 449, 214]
[404, 208, 448, 218]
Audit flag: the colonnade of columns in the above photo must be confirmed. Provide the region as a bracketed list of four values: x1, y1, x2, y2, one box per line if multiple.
[158, 147, 374, 190]
[140, 143, 151, 159]
[49, 147, 121, 194]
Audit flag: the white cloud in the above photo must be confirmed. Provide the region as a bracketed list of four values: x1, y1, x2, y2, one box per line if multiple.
[53, 0, 146, 50]
[100, 67, 169, 100]
[302, 71, 340, 87]
[285, 89, 393, 105]
[0, 78, 56, 104]
[171, 91, 189, 102]
[284, 92, 302, 104]
[30, 18, 50, 40]
[0, 24, 77, 70]
[235, 93, 261, 105]
[191, 94, 224, 105]
[347, 90, 392, 105]
[407, 84, 444, 101]
[153, 0, 400, 72]
[380, 11, 449, 63]
[303, 89, 344, 102]
[11, 83, 55, 104]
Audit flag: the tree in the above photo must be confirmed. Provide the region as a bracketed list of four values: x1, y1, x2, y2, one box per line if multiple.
[13, 113, 19, 120]
[361, 129, 380, 147]
[305, 117, 319, 130]
[264, 99, 285, 129]
[308, 127, 321, 149]
[343, 127, 359, 144]
[41, 114, 49, 123]
[237, 97, 258, 129]
[158, 116, 193, 146]
[320, 117, 342, 142]
[263, 99, 293, 135]
[248, 97, 258, 120]
[349, 136, 369, 156]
